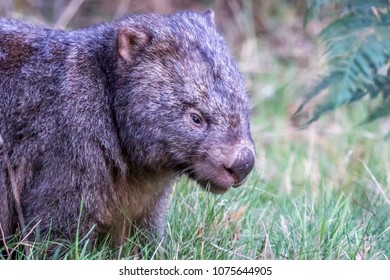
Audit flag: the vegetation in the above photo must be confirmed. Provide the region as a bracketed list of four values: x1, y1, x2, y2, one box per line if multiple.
[1, 0, 390, 260]
[297, 0, 390, 129]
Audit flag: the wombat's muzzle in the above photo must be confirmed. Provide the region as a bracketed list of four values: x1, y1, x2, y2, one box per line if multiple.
[226, 147, 255, 187]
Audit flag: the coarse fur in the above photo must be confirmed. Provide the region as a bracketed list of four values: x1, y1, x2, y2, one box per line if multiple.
[0, 11, 254, 248]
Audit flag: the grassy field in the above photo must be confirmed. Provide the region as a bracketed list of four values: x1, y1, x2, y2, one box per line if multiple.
[161, 63, 390, 260]
[1, 0, 390, 260]
[6, 45, 390, 260]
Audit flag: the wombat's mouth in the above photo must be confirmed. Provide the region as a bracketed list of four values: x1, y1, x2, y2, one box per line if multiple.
[199, 180, 231, 194]
[232, 178, 246, 188]
[187, 168, 239, 194]
[183, 146, 254, 194]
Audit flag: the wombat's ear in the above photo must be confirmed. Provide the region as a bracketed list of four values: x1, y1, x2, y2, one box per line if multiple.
[117, 26, 151, 62]
[202, 9, 215, 26]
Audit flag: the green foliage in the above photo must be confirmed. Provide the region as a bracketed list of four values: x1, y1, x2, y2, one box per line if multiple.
[297, 0, 390, 126]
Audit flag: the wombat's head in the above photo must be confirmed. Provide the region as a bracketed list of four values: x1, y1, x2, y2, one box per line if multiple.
[114, 10, 255, 193]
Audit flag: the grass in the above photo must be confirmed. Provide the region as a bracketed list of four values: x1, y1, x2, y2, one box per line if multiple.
[1, 0, 390, 260]
[4, 68, 390, 260]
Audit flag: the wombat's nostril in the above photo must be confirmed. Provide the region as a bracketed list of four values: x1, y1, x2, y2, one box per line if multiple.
[228, 147, 255, 185]
[224, 166, 234, 176]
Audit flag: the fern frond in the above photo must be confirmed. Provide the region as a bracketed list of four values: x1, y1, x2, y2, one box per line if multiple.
[320, 11, 390, 41]
[294, 72, 343, 116]
[300, 0, 390, 129]
[362, 99, 390, 123]
[305, 0, 390, 26]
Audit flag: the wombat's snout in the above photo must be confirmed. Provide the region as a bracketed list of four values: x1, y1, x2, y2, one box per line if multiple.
[190, 143, 255, 194]
[225, 147, 255, 187]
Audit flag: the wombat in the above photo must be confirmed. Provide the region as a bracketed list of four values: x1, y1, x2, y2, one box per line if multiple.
[0, 10, 255, 248]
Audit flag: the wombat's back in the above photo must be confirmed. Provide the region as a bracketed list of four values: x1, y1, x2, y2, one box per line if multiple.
[0, 18, 68, 72]
[0, 11, 255, 251]
[0, 18, 44, 33]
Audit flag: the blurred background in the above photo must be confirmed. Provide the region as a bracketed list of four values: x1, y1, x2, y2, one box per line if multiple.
[2, 0, 390, 259]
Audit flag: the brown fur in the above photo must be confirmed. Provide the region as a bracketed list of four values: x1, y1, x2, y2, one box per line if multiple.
[0, 11, 255, 249]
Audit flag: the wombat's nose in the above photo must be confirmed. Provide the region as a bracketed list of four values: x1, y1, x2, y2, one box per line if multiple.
[226, 147, 255, 186]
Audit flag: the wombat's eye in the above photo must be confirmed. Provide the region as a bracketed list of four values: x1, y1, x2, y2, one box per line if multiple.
[190, 113, 202, 125]
[186, 109, 206, 129]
